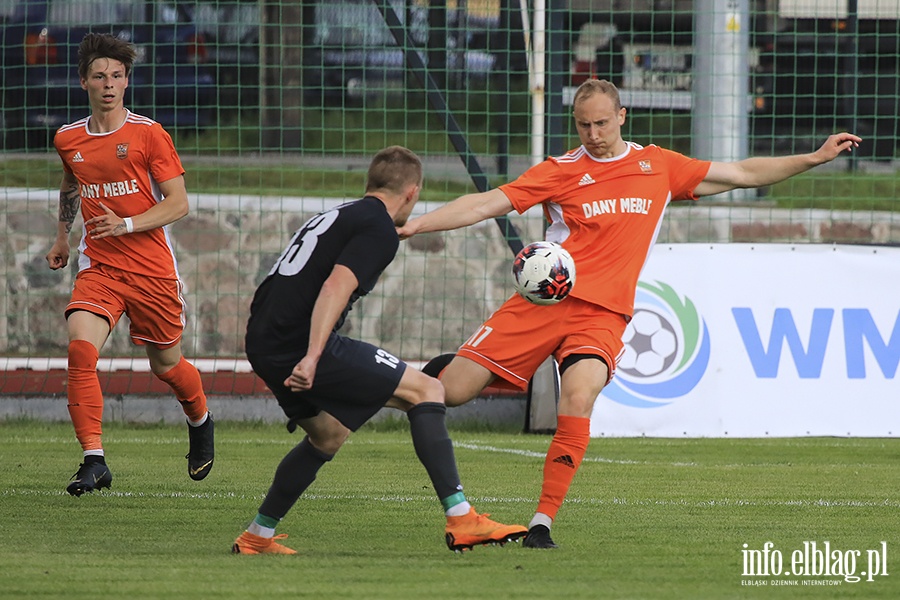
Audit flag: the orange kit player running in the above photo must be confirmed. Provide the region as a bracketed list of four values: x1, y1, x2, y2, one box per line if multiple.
[45, 33, 214, 496]
[398, 79, 861, 549]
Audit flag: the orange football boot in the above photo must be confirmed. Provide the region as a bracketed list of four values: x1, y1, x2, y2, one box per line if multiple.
[444, 508, 528, 551]
[231, 531, 297, 555]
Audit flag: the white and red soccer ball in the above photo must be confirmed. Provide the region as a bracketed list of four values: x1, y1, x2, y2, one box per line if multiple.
[512, 241, 576, 305]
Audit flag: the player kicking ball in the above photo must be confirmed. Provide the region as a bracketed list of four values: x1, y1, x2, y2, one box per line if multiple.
[400, 79, 860, 549]
[232, 146, 526, 554]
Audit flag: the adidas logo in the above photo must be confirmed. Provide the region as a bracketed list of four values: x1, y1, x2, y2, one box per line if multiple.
[552, 454, 576, 469]
[72, 152, 84, 163]
[577, 173, 595, 186]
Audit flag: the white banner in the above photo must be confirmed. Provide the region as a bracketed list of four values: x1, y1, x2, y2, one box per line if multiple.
[591, 244, 899, 437]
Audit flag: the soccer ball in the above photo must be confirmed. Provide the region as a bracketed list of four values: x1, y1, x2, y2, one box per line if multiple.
[512, 241, 576, 305]
[619, 309, 678, 377]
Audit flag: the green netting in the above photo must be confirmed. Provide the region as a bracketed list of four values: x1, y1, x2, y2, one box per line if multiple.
[1, 0, 898, 380]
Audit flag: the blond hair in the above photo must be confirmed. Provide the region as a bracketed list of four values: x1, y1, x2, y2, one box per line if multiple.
[572, 79, 622, 112]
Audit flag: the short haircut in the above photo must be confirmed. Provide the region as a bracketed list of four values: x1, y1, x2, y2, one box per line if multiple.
[572, 79, 623, 112]
[78, 33, 137, 80]
[366, 146, 423, 194]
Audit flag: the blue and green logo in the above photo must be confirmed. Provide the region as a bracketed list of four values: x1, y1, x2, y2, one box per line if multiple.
[603, 281, 711, 408]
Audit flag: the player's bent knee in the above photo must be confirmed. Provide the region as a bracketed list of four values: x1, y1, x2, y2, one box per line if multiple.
[68, 340, 99, 369]
[414, 375, 445, 406]
[307, 426, 350, 455]
[422, 376, 445, 405]
[399, 369, 445, 407]
[145, 344, 184, 376]
[558, 392, 598, 418]
[300, 412, 352, 454]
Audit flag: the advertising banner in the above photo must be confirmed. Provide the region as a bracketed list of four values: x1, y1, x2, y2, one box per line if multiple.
[592, 244, 899, 437]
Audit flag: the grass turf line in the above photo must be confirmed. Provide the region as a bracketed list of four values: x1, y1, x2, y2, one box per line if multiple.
[0, 420, 897, 599]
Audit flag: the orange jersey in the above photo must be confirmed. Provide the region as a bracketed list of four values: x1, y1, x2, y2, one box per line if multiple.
[54, 111, 185, 280]
[500, 142, 711, 316]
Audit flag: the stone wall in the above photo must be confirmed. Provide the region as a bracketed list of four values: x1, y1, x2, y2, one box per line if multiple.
[2, 188, 898, 361]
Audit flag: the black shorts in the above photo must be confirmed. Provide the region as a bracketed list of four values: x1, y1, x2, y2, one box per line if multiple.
[247, 334, 407, 431]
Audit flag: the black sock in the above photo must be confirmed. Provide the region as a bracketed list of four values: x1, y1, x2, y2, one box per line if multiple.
[258, 436, 334, 520]
[407, 402, 463, 500]
[84, 455, 106, 465]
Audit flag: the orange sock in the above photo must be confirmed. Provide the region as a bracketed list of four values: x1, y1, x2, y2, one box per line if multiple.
[67, 340, 104, 451]
[536, 415, 591, 520]
[156, 357, 208, 422]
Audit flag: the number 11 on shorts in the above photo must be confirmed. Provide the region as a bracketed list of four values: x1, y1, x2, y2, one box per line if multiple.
[464, 326, 493, 348]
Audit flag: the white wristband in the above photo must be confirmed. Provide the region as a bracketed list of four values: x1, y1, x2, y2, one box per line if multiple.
[123, 217, 134, 234]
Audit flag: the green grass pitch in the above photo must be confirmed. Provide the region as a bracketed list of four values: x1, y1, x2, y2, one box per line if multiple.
[1, 419, 898, 599]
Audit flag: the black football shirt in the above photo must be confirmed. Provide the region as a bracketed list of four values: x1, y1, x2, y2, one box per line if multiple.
[245, 196, 399, 355]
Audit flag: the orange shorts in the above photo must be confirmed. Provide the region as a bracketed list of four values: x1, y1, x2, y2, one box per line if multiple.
[457, 294, 628, 391]
[66, 263, 186, 347]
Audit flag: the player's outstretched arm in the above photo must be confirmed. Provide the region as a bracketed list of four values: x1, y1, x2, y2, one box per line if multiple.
[398, 188, 513, 239]
[694, 132, 862, 197]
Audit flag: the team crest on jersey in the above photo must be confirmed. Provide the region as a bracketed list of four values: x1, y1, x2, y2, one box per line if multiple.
[116, 144, 129, 160]
[639, 160, 652, 173]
